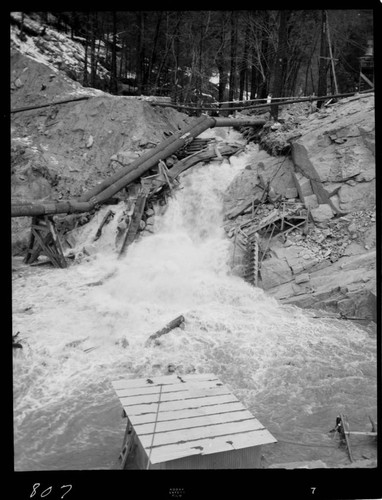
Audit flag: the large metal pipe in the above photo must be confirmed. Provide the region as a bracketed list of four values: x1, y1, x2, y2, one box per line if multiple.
[86, 115, 217, 206]
[79, 115, 215, 202]
[212, 117, 266, 128]
[11, 200, 93, 217]
[11, 116, 265, 218]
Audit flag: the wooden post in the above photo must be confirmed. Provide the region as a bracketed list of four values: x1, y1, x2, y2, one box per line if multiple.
[118, 192, 147, 258]
[253, 232, 259, 287]
[339, 413, 354, 463]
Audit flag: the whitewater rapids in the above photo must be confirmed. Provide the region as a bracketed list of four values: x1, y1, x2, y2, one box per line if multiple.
[12, 131, 377, 470]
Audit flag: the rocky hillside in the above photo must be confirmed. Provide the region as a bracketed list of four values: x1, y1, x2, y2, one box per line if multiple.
[224, 93, 376, 321]
[11, 22, 191, 253]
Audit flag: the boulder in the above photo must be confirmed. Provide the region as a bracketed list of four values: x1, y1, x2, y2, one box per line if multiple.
[295, 273, 310, 284]
[285, 187, 298, 199]
[303, 194, 318, 210]
[290, 94, 375, 213]
[260, 258, 292, 289]
[292, 171, 313, 198]
[338, 180, 375, 212]
[310, 204, 334, 223]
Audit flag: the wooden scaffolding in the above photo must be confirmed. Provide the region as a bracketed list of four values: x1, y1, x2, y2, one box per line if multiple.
[24, 215, 67, 268]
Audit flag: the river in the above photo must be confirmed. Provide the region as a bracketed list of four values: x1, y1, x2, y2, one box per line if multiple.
[12, 130, 377, 470]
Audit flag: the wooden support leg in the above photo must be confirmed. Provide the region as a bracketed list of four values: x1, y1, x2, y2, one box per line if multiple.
[253, 233, 259, 287]
[119, 420, 136, 469]
[24, 216, 67, 268]
[339, 413, 354, 462]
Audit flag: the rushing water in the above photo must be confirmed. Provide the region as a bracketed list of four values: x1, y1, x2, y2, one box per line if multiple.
[12, 131, 377, 470]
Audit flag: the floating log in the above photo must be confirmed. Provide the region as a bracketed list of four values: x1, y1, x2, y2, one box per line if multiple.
[145, 315, 185, 346]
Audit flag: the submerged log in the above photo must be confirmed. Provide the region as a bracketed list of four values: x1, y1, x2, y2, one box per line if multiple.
[145, 315, 185, 346]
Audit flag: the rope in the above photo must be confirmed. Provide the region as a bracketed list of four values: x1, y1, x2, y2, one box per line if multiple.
[146, 383, 163, 470]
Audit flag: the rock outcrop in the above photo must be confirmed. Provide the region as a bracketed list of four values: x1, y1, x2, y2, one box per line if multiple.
[224, 93, 376, 320]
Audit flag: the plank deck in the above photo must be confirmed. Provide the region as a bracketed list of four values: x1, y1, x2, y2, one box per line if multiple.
[149, 429, 277, 464]
[112, 373, 277, 467]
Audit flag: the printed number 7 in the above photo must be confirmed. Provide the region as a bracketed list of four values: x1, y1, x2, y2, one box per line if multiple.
[311, 487, 316, 494]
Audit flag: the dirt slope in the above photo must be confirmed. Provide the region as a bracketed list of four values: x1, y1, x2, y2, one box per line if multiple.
[11, 39, 193, 253]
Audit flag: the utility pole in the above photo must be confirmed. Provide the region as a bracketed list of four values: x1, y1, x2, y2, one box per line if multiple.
[325, 10, 339, 95]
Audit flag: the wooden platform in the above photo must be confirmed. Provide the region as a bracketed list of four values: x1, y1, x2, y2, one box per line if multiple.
[112, 373, 277, 469]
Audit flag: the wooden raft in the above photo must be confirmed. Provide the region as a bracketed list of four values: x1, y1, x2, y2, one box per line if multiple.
[112, 373, 277, 469]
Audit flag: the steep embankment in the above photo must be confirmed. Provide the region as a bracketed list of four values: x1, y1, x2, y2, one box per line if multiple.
[11, 49, 191, 253]
[224, 93, 376, 320]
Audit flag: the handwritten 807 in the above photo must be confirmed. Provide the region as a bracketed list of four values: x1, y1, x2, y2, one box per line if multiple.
[30, 483, 72, 499]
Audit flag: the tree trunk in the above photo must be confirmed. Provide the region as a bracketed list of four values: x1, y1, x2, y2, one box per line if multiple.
[216, 12, 228, 104]
[271, 10, 289, 120]
[135, 11, 145, 94]
[317, 10, 328, 107]
[90, 12, 97, 88]
[147, 11, 163, 88]
[239, 22, 250, 101]
[109, 12, 118, 94]
[304, 27, 319, 94]
[154, 13, 182, 91]
[83, 13, 90, 87]
[228, 11, 238, 106]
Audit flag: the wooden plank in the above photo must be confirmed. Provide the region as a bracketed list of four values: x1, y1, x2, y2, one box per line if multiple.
[139, 418, 265, 449]
[118, 386, 231, 406]
[119, 192, 147, 257]
[128, 401, 245, 425]
[120, 393, 239, 416]
[148, 428, 276, 465]
[114, 379, 226, 398]
[111, 373, 218, 390]
[345, 431, 377, 437]
[134, 409, 258, 435]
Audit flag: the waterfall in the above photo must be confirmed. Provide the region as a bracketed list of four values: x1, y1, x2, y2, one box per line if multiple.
[12, 131, 377, 470]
